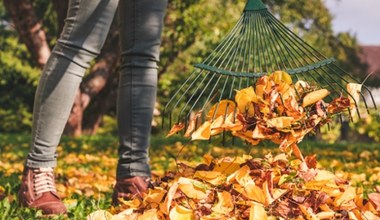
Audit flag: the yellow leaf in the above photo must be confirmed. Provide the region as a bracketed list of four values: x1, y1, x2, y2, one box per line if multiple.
[119, 198, 141, 209]
[138, 209, 159, 220]
[194, 171, 226, 185]
[235, 86, 257, 115]
[212, 191, 234, 214]
[347, 83, 362, 117]
[316, 211, 335, 220]
[299, 205, 319, 220]
[203, 154, 213, 166]
[270, 71, 293, 85]
[302, 89, 330, 107]
[87, 210, 113, 220]
[206, 100, 236, 120]
[213, 157, 241, 175]
[249, 203, 268, 220]
[169, 205, 194, 220]
[143, 187, 166, 206]
[111, 209, 136, 220]
[333, 187, 356, 207]
[178, 177, 208, 200]
[161, 182, 178, 214]
[191, 121, 211, 140]
[267, 117, 294, 130]
[232, 131, 260, 145]
[245, 183, 266, 204]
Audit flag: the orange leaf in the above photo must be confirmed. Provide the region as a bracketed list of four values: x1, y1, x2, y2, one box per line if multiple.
[178, 177, 208, 200]
[137, 209, 159, 220]
[167, 123, 185, 137]
[212, 191, 234, 214]
[206, 100, 236, 120]
[194, 171, 226, 185]
[191, 121, 211, 140]
[270, 71, 293, 85]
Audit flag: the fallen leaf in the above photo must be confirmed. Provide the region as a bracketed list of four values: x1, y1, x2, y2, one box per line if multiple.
[167, 123, 185, 137]
[191, 122, 211, 140]
[169, 205, 194, 220]
[302, 89, 330, 107]
[87, 210, 113, 220]
[249, 203, 268, 220]
[212, 191, 234, 214]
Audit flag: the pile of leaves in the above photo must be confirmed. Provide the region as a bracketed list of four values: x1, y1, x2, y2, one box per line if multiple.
[87, 71, 371, 219]
[168, 71, 359, 154]
[88, 153, 380, 219]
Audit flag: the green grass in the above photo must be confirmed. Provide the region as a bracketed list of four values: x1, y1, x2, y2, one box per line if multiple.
[0, 133, 379, 219]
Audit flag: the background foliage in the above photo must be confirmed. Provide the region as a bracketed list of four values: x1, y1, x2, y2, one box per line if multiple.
[0, 0, 376, 142]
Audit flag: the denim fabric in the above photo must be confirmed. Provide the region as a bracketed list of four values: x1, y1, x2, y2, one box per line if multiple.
[26, 0, 168, 178]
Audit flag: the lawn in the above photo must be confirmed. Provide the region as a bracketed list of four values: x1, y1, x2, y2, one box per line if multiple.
[0, 133, 379, 219]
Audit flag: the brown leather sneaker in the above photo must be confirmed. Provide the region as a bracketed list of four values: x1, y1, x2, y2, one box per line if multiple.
[18, 167, 67, 215]
[112, 176, 151, 205]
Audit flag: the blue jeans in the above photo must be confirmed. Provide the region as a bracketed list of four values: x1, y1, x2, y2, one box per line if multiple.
[26, 0, 168, 178]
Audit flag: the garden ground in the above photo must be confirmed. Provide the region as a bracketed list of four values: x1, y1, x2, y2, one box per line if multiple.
[0, 133, 379, 219]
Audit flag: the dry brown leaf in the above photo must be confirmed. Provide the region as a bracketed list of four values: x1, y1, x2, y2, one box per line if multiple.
[167, 123, 185, 137]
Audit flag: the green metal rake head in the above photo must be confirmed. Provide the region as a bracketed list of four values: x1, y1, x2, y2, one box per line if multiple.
[162, 0, 377, 135]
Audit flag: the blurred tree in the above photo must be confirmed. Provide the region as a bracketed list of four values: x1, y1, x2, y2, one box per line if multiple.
[0, 0, 367, 135]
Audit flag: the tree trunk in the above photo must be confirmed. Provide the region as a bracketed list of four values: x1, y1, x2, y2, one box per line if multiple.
[64, 24, 120, 136]
[52, 0, 69, 33]
[3, 0, 51, 68]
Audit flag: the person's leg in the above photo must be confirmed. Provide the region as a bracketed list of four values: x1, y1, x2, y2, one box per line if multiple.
[19, 0, 119, 215]
[26, 0, 118, 168]
[116, 0, 167, 178]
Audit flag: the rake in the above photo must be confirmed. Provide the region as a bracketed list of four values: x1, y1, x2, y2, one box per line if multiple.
[162, 0, 377, 137]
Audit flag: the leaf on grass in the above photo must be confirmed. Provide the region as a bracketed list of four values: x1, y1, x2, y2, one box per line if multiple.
[212, 191, 234, 214]
[194, 171, 226, 185]
[249, 203, 268, 220]
[143, 187, 166, 206]
[137, 209, 159, 220]
[178, 177, 208, 200]
[368, 193, 380, 212]
[87, 210, 113, 220]
[169, 205, 194, 220]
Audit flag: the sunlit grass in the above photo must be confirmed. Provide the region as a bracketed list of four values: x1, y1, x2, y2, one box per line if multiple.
[0, 133, 379, 218]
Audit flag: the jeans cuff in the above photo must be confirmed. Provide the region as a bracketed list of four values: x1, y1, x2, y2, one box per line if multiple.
[26, 159, 57, 168]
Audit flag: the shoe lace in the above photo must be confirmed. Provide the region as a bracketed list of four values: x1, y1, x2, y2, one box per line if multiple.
[33, 167, 57, 195]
